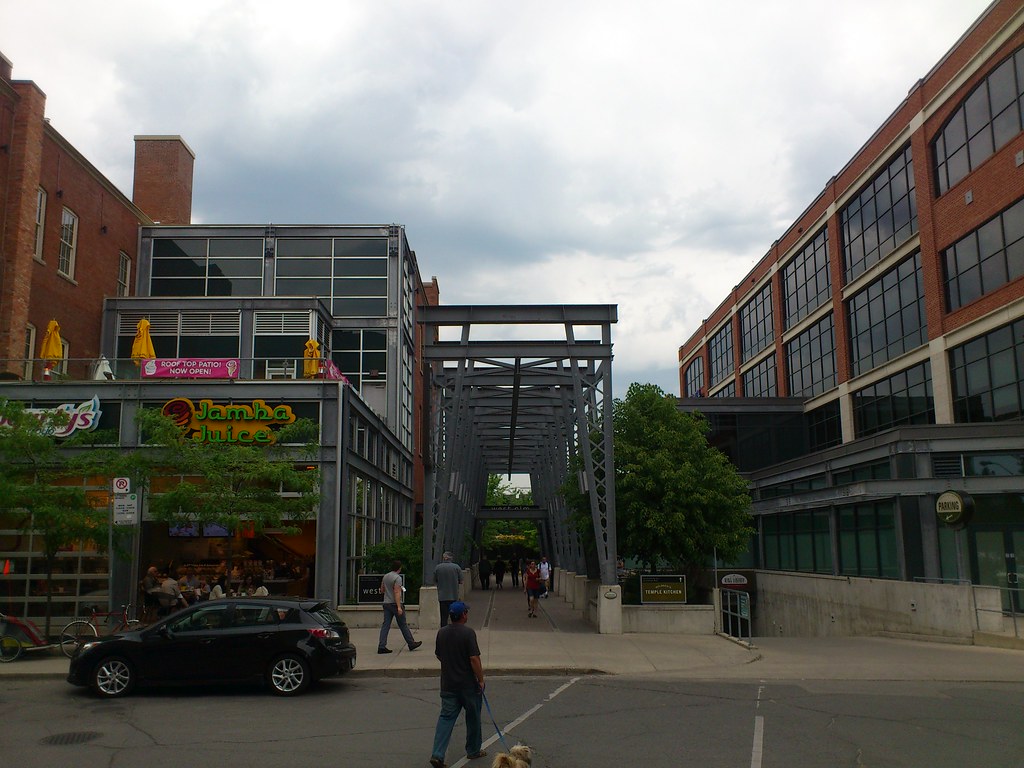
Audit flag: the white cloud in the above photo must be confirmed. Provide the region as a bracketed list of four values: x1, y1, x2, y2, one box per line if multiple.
[2, 0, 995, 394]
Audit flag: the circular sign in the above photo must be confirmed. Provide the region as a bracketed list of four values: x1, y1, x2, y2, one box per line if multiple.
[721, 573, 748, 586]
[936, 490, 974, 528]
[112, 477, 131, 494]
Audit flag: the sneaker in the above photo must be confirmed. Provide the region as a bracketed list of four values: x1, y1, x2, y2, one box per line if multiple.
[467, 750, 488, 759]
[377, 647, 392, 654]
[429, 757, 447, 768]
[409, 640, 423, 650]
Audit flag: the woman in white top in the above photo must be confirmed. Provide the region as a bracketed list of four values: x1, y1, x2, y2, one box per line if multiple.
[209, 575, 227, 599]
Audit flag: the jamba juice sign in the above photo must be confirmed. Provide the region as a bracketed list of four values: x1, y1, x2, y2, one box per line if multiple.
[162, 398, 295, 444]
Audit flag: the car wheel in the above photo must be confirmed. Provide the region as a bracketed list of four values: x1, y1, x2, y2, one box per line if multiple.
[92, 656, 134, 698]
[268, 654, 310, 696]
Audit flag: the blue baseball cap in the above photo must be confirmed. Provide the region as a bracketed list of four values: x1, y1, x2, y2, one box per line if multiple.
[449, 600, 469, 618]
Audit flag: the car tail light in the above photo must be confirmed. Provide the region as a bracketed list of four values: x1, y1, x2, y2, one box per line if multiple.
[308, 627, 340, 640]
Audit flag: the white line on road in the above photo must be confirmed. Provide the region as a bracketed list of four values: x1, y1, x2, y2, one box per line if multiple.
[751, 681, 766, 768]
[751, 715, 764, 768]
[450, 677, 582, 767]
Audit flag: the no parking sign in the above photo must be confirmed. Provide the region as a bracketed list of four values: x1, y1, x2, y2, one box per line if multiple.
[112, 477, 131, 494]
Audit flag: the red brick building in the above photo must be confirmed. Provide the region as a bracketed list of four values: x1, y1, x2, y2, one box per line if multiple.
[677, 1, 1024, 595]
[0, 51, 193, 380]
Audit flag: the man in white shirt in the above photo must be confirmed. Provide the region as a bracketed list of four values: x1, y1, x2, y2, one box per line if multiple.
[539, 556, 551, 598]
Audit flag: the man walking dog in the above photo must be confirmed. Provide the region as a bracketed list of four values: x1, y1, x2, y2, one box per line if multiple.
[430, 601, 487, 767]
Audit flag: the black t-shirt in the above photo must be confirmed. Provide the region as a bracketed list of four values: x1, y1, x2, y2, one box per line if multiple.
[435, 622, 481, 692]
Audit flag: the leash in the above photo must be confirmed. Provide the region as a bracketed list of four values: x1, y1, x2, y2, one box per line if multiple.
[481, 687, 512, 753]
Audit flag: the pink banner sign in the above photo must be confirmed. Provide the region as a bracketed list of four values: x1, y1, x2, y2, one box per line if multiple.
[141, 358, 241, 379]
[320, 359, 350, 383]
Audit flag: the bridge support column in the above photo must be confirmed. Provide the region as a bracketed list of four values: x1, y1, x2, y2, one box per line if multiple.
[598, 583, 622, 635]
[419, 586, 440, 630]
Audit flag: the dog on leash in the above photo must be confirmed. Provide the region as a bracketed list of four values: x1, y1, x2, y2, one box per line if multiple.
[491, 744, 532, 768]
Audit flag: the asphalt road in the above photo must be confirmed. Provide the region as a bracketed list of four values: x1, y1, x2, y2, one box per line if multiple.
[3, 675, 1023, 767]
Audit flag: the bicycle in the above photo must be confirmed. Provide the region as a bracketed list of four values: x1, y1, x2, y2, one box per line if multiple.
[60, 603, 142, 658]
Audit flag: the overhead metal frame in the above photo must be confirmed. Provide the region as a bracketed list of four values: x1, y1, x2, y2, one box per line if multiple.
[421, 305, 618, 585]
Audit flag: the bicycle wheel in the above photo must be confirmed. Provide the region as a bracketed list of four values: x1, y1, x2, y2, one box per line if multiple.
[60, 620, 98, 658]
[0, 633, 22, 663]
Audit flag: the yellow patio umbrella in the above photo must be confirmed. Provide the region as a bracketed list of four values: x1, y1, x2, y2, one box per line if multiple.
[303, 339, 321, 379]
[38, 319, 63, 363]
[131, 318, 156, 365]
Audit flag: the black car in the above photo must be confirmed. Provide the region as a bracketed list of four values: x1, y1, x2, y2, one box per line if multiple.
[67, 597, 356, 698]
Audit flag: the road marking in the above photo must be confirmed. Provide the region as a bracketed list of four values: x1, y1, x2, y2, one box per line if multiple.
[751, 681, 765, 768]
[450, 677, 581, 767]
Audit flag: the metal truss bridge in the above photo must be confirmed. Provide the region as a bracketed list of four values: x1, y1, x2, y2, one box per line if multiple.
[421, 305, 618, 586]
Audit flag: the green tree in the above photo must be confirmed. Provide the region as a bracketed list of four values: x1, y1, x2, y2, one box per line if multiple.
[566, 383, 753, 588]
[133, 408, 321, 591]
[0, 400, 116, 637]
[364, 528, 423, 604]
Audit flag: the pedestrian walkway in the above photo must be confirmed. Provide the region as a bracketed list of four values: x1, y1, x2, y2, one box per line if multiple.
[6, 579, 1024, 683]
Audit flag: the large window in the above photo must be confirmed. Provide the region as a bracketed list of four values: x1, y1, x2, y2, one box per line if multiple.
[782, 228, 831, 329]
[23, 324, 36, 380]
[943, 197, 1024, 311]
[332, 329, 388, 389]
[34, 188, 46, 260]
[852, 361, 934, 437]
[838, 502, 898, 578]
[58, 208, 78, 278]
[847, 251, 927, 377]
[786, 313, 836, 398]
[740, 283, 773, 361]
[807, 400, 842, 451]
[150, 238, 264, 297]
[950, 317, 1024, 423]
[117, 252, 132, 297]
[934, 47, 1024, 195]
[275, 237, 389, 316]
[742, 354, 776, 398]
[708, 322, 734, 387]
[840, 145, 917, 282]
[762, 511, 833, 574]
[713, 381, 736, 398]
[684, 356, 705, 397]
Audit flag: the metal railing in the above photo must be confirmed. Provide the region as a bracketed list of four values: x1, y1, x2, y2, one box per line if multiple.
[0, 356, 354, 384]
[973, 585, 1023, 640]
[721, 588, 752, 643]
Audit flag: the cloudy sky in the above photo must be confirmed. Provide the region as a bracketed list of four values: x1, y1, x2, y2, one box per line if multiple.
[4, 0, 993, 394]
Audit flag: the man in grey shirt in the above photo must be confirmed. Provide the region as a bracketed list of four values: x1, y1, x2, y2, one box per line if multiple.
[434, 552, 463, 626]
[378, 559, 422, 654]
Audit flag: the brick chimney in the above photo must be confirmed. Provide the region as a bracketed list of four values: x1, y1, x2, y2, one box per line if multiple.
[132, 135, 195, 225]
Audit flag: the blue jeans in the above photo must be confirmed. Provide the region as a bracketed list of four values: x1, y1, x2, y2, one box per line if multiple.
[431, 688, 482, 761]
[378, 603, 416, 649]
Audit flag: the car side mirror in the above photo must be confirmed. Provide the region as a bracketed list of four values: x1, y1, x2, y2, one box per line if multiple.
[159, 625, 175, 640]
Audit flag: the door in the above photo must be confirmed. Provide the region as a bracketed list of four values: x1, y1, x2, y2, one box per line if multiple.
[972, 529, 1024, 612]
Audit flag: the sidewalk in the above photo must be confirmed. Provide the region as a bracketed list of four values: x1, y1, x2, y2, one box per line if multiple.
[6, 583, 1024, 683]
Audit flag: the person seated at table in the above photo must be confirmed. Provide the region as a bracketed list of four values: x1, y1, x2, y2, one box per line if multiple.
[252, 576, 269, 597]
[240, 574, 256, 595]
[209, 574, 228, 600]
[141, 565, 162, 622]
[158, 573, 187, 615]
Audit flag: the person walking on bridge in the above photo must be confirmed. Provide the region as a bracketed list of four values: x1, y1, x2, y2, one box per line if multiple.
[524, 560, 543, 618]
[434, 552, 463, 627]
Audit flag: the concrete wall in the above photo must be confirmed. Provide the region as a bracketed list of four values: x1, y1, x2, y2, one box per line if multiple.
[754, 570, 988, 641]
[622, 603, 715, 634]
